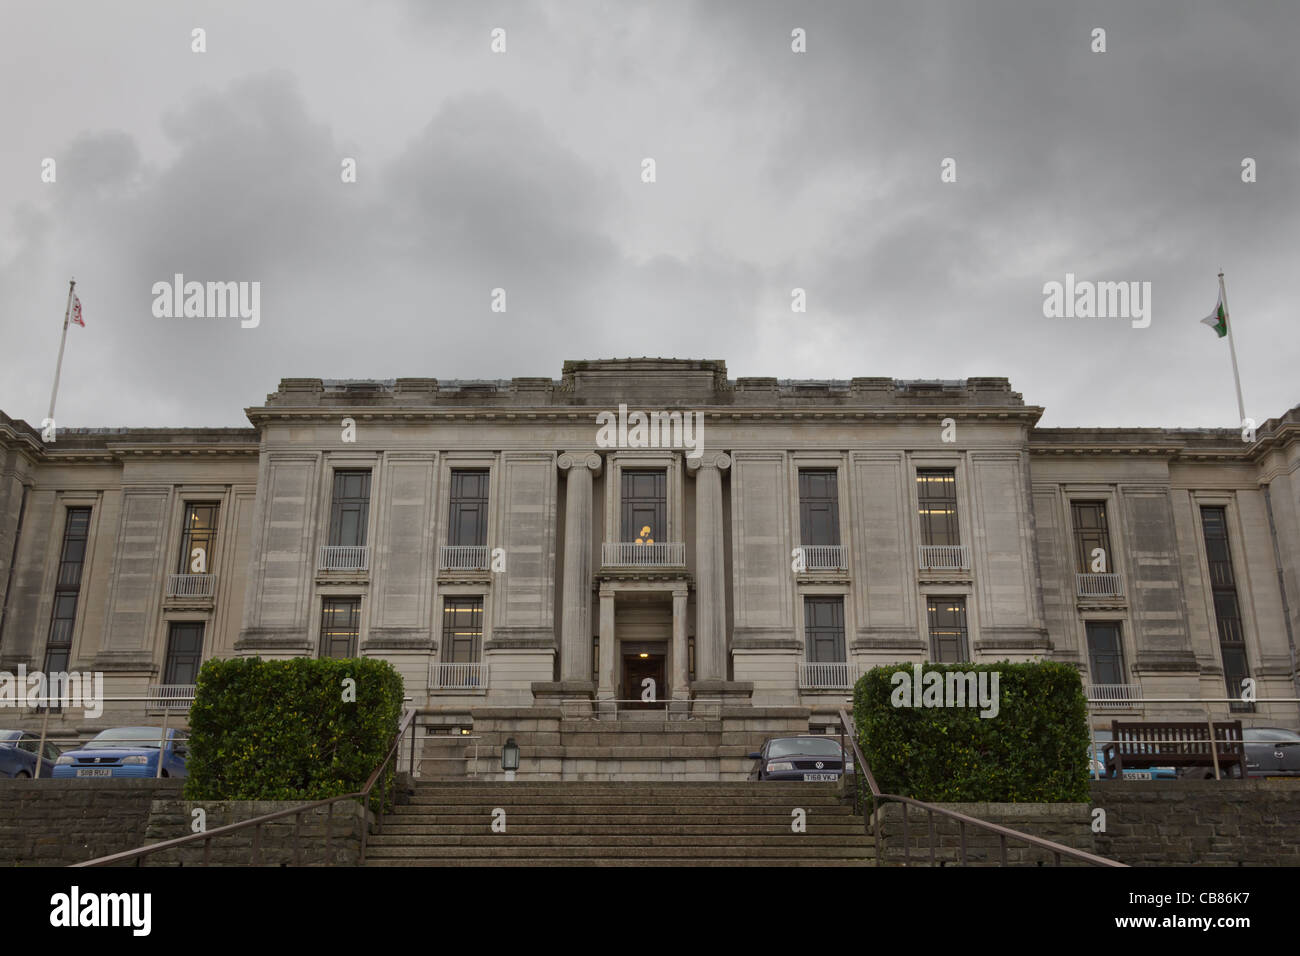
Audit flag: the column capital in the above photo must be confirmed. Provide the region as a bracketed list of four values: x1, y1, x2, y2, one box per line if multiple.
[686, 452, 731, 475]
[558, 451, 603, 474]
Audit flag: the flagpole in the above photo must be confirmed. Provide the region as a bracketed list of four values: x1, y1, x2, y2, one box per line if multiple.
[47, 278, 75, 424]
[1218, 271, 1247, 428]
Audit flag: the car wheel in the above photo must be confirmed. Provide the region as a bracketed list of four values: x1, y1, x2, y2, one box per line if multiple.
[16, 771, 30, 778]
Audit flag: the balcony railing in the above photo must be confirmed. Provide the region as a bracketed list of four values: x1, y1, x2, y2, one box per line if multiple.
[1076, 573, 1124, 598]
[165, 573, 216, 598]
[429, 662, 488, 690]
[318, 545, 369, 572]
[1085, 683, 1142, 711]
[799, 544, 847, 571]
[918, 545, 970, 571]
[798, 661, 858, 690]
[602, 542, 686, 568]
[147, 684, 197, 711]
[439, 545, 490, 571]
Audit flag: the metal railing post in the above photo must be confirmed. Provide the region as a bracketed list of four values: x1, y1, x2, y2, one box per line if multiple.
[252, 823, 262, 865]
[293, 810, 303, 866]
[325, 800, 334, 867]
[901, 803, 910, 866]
[1207, 712, 1222, 780]
[927, 808, 936, 866]
[35, 705, 51, 779]
[156, 708, 170, 779]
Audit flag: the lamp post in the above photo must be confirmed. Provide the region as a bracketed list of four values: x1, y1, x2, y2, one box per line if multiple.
[501, 737, 520, 782]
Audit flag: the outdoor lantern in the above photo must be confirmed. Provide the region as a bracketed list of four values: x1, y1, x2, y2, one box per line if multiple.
[502, 737, 520, 781]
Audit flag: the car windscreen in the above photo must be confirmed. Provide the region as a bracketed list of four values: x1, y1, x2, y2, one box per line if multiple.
[84, 729, 166, 750]
[767, 738, 842, 758]
[1245, 729, 1300, 742]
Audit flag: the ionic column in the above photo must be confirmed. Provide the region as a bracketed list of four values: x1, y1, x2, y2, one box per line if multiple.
[557, 452, 602, 681]
[687, 452, 731, 682]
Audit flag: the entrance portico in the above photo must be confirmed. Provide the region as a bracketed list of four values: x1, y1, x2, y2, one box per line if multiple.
[597, 580, 691, 708]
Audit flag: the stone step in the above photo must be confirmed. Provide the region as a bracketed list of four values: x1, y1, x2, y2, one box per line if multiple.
[407, 782, 845, 793]
[366, 834, 873, 848]
[374, 816, 863, 832]
[395, 798, 852, 811]
[364, 858, 875, 867]
[361, 844, 871, 860]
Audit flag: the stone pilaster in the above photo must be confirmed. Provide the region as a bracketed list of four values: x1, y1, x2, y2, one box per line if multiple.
[557, 452, 601, 681]
[671, 586, 689, 701]
[688, 452, 731, 682]
[597, 587, 617, 710]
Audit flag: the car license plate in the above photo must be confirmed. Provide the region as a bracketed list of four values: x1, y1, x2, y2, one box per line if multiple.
[803, 773, 837, 782]
[1126, 771, 1152, 780]
[76, 768, 112, 777]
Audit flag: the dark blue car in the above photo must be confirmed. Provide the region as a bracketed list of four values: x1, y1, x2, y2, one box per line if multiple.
[748, 736, 850, 782]
[52, 727, 188, 779]
[0, 730, 62, 778]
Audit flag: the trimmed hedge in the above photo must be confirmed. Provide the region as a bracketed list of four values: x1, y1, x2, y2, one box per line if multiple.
[183, 657, 405, 804]
[854, 660, 1090, 802]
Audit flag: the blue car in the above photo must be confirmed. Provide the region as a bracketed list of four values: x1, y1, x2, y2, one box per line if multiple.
[0, 730, 62, 778]
[52, 727, 188, 779]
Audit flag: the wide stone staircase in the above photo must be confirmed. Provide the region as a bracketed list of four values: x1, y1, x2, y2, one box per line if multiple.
[365, 781, 875, 866]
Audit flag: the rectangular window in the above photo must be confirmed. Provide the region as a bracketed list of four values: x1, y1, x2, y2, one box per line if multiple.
[447, 470, 490, 547]
[1071, 501, 1114, 573]
[621, 471, 666, 542]
[319, 597, 361, 658]
[798, 470, 840, 546]
[803, 596, 845, 662]
[442, 597, 484, 663]
[1200, 506, 1251, 711]
[43, 508, 92, 676]
[917, 470, 959, 547]
[1085, 622, 1126, 686]
[927, 596, 969, 663]
[177, 503, 219, 573]
[163, 622, 205, 686]
[328, 471, 371, 547]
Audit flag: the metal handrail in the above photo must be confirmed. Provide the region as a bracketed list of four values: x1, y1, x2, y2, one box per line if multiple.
[836, 708, 1126, 867]
[72, 708, 417, 867]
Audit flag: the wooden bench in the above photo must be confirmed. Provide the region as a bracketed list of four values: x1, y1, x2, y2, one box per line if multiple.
[1102, 720, 1247, 779]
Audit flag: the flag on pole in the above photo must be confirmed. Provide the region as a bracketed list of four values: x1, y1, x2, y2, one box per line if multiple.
[1200, 290, 1226, 338]
[70, 294, 84, 327]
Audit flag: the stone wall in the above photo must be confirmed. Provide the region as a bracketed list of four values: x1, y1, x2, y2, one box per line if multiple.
[138, 798, 372, 866]
[0, 778, 181, 866]
[871, 800, 1096, 866]
[1090, 779, 1300, 866]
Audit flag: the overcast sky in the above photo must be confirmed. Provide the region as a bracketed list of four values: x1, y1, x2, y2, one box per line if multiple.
[1, 0, 1296, 431]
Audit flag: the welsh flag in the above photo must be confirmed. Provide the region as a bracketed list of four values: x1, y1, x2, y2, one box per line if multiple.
[1200, 290, 1226, 338]
[71, 294, 84, 327]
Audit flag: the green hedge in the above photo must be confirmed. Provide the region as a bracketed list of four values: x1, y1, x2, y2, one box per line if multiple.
[853, 660, 1090, 802]
[183, 657, 405, 805]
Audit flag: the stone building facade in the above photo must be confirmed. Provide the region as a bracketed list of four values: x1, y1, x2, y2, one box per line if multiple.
[1, 358, 1297, 738]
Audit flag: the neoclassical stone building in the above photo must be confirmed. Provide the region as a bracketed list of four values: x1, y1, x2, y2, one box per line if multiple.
[1, 358, 1297, 742]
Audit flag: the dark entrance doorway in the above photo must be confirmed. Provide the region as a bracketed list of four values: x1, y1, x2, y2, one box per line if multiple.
[622, 653, 666, 708]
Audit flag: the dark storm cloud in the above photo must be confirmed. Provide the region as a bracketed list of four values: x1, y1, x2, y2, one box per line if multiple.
[0, 0, 1294, 430]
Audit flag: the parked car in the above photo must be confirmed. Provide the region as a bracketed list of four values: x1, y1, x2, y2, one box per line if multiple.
[748, 736, 850, 782]
[1088, 729, 1178, 781]
[51, 727, 188, 779]
[1241, 727, 1300, 778]
[0, 730, 61, 778]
